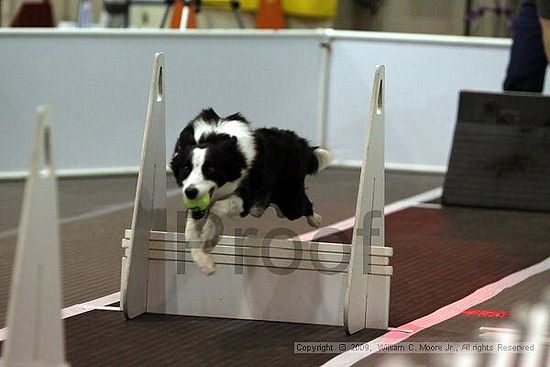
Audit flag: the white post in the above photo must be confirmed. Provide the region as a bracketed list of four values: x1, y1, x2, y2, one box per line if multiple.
[122, 53, 167, 319]
[344, 65, 387, 334]
[1, 106, 69, 367]
[316, 34, 332, 148]
[180, 4, 190, 31]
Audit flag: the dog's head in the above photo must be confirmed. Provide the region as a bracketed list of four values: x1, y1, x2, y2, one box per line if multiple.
[170, 108, 255, 203]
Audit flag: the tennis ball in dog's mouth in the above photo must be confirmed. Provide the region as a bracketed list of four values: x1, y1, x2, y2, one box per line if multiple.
[183, 193, 211, 212]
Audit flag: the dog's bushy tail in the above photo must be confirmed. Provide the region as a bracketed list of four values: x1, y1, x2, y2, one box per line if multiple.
[308, 148, 332, 174]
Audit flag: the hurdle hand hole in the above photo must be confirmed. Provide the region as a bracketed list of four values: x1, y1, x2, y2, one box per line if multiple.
[156, 66, 163, 102]
[376, 79, 383, 115]
[43, 124, 53, 174]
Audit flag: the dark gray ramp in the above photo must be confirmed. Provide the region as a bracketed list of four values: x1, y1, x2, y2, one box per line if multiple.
[443, 90, 550, 211]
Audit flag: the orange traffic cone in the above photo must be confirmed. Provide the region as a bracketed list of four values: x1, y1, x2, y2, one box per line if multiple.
[256, 0, 285, 29]
[170, 0, 197, 29]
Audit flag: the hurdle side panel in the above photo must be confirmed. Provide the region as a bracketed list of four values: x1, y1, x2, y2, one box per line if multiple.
[344, 65, 388, 334]
[1, 106, 68, 367]
[122, 53, 167, 319]
[146, 258, 347, 326]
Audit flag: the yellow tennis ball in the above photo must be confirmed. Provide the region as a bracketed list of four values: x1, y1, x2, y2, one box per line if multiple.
[183, 193, 211, 212]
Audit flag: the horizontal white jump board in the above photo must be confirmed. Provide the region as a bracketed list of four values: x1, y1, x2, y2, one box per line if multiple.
[122, 238, 390, 264]
[151, 253, 392, 276]
[152, 245, 389, 267]
[122, 242, 392, 275]
[122, 232, 393, 275]
[123, 229, 393, 256]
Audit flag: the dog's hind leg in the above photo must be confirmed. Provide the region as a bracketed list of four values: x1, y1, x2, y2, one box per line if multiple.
[250, 205, 266, 218]
[270, 204, 286, 218]
[306, 213, 322, 228]
[250, 195, 271, 218]
[302, 194, 322, 228]
[275, 189, 322, 228]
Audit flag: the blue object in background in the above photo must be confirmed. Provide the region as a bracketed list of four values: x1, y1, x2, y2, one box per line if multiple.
[77, 0, 93, 27]
[503, 2, 549, 92]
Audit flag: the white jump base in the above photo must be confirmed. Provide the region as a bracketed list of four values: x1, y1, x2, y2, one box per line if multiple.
[121, 53, 392, 334]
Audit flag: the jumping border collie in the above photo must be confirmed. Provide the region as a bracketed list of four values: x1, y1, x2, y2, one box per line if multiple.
[170, 108, 331, 275]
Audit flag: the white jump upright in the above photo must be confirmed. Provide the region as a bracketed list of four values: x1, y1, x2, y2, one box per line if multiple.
[0, 106, 68, 367]
[345, 66, 389, 333]
[121, 54, 392, 334]
[121, 52, 167, 319]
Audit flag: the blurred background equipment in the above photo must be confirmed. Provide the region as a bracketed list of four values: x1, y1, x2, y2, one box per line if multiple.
[77, 0, 92, 26]
[102, 0, 129, 27]
[283, 0, 338, 18]
[10, 0, 54, 27]
[169, 0, 197, 29]
[443, 91, 550, 212]
[353, 0, 383, 14]
[101, 1, 246, 29]
[256, 0, 284, 28]
[1, 0, 529, 35]
[464, 0, 516, 36]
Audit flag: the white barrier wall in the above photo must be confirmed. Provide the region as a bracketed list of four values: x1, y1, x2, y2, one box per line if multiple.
[0, 30, 323, 177]
[325, 31, 550, 171]
[1, 29, 549, 177]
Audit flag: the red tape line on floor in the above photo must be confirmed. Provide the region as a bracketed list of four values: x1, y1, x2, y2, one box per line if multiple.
[461, 309, 510, 318]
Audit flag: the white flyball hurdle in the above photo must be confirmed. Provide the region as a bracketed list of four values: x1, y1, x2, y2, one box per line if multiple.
[121, 53, 393, 334]
[1, 107, 68, 367]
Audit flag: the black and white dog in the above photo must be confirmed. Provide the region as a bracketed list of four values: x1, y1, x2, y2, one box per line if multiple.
[170, 108, 331, 275]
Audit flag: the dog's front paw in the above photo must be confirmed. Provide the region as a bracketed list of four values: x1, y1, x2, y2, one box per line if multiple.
[185, 215, 207, 241]
[203, 237, 220, 253]
[191, 248, 216, 275]
[306, 213, 322, 228]
[200, 262, 216, 276]
[200, 217, 220, 252]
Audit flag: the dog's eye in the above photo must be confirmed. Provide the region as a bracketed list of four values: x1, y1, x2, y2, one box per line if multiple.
[180, 165, 191, 175]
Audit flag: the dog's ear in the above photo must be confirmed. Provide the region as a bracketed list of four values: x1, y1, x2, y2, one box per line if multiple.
[170, 143, 183, 185]
[198, 107, 220, 123]
[169, 150, 181, 185]
[176, 125, 196, 150]
[170, 125, 196, 184]
[225, 112, 248, 124]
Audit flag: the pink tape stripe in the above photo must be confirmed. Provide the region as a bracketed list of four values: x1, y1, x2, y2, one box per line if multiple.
[0, 292, 121, 342]
[294, 187, 442, 243]
[321, 256, 550, 367]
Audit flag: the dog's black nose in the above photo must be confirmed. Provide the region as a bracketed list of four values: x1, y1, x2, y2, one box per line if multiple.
[185, 187, 198, 199]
